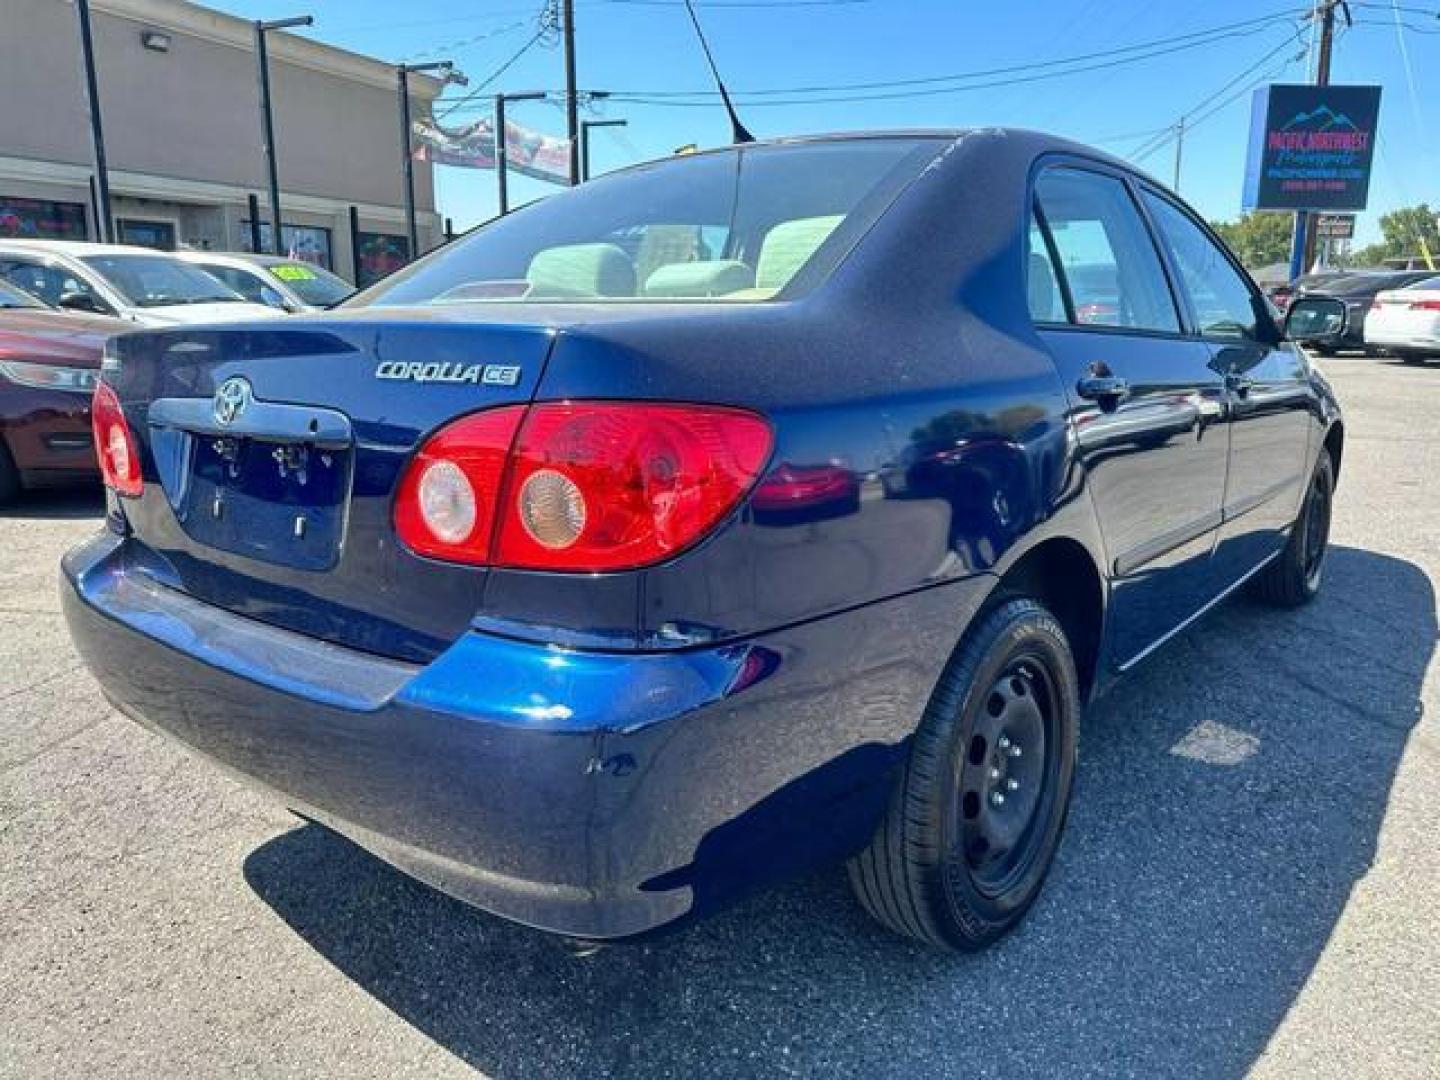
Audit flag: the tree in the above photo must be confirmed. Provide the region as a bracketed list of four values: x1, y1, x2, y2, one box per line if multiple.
[1209, 212, 1294, 270]
[1353, 204, 1439, 266]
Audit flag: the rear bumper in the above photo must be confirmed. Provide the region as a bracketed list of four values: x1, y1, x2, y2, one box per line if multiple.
[62, 531, 982, 938]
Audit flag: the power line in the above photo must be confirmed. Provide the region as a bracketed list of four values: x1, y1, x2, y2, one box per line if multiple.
[599, 7, 1310, 100]
[433, 24, 554, 121]
[1129, 30, 1306, 165]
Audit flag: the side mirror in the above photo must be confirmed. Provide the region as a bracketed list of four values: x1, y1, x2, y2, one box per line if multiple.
[1283, 296, 1346, 347]
[57, 290, 105, 314]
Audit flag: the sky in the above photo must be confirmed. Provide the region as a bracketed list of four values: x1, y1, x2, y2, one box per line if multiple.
[212, 0, 1439, 246]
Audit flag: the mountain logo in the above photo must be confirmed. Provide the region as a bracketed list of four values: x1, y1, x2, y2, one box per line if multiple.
[1281, 105, 1361, 132]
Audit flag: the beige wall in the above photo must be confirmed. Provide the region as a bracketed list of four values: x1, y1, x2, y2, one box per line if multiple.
[0, 0, 442, 272]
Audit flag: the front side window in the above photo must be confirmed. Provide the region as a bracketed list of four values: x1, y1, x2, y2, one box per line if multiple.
[1034, 168, 1179, 333]
[0, 259, 104, 307]
[0, 278, 46, 309]
[80, 255, 244, 307]
[353, 139, 945, 307]
[1141, 190, 1258, 340]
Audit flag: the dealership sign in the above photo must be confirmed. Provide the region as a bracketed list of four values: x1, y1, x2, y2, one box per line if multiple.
[1242, 84, 1382, 211]
[410, 116, 571, 185]
[1314, 213, 1356, 239]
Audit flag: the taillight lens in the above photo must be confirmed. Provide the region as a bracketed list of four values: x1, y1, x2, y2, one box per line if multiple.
[393, 405, 526, 563]
[1409, 300, 1440, 312]
[91, 381, 141, 496]
[395, 402, 772, 571]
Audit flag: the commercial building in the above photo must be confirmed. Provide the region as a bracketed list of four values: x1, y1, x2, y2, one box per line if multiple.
[0, 0, 445, 284]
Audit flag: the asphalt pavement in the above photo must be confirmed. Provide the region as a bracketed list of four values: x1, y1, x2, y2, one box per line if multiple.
[1, 355, 1437, 1079]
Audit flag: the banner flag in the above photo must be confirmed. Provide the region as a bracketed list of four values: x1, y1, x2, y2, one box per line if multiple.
[410, 115, 571, 185]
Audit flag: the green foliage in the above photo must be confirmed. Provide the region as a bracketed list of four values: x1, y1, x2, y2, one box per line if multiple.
[1209, 212, 1294, 270]
[1367, 204, 1439, 263]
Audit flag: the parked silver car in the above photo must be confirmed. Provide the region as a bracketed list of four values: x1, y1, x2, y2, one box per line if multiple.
[0, 241, 281, 327]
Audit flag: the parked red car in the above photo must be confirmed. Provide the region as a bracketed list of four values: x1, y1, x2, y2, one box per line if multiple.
[0, 279, 126, 502]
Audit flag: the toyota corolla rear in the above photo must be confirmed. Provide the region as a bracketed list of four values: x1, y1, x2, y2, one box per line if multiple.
[60, 136, 960, 938]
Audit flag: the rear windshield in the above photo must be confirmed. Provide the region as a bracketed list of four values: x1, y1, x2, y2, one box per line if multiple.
[264, 262, 355, 307]
[352, 139, 944, 307]
[81, 255, 245, 308]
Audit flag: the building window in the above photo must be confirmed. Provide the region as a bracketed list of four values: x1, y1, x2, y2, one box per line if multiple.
[242, 222, 333, 269]
[356, 232, 409, 288]
[0, 197, 88, 241]
[117, 218, 177, 251]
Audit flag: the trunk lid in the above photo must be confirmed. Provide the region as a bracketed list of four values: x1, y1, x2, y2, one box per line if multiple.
[109, 314, 555, 661]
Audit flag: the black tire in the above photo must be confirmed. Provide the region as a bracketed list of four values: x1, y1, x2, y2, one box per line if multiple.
[0, 441, 20, 505]
[1250, 450, 1334, 607]
[848, 597, 1080, 951]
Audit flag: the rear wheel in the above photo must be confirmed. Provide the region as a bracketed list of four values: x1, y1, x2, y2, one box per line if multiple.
[0, 442, 20, 505]
[848, 598, 1079, 950]
[1251, 450, 1334, 607]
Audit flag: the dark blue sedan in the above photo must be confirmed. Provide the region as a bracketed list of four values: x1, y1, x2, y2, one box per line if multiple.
[62, 130, 1341, 951]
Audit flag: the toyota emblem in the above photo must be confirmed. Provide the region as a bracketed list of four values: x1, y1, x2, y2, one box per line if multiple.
[213, 377, 252, 426]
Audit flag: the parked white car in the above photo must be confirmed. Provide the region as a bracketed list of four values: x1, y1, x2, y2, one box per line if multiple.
[173, 251, 355, 313]
[1365, 273, 1440, 362]
[0, 241, 282, 327]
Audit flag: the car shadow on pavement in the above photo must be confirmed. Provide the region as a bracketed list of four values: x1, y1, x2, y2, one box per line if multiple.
[0, 488, 104, 520]
[244, 544, 1433, 1079]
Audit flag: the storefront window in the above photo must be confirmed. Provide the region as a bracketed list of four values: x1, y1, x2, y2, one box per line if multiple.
[242, 222, 333, 269]
[356, 232, 409, 288]
[0, 197, 88, 240]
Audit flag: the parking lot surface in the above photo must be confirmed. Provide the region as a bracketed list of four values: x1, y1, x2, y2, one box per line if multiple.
[2, 355, 1437, 1079]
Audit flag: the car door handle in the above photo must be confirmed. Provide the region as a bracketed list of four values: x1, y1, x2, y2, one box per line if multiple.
[1076, 374, 1130, 403]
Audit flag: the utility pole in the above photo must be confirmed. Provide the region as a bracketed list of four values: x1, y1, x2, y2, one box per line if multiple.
[254, 16, 313, 255]
[1290, 0, 1345, 279]
[562, 0, 580, 185]
[494, 91, 546, 215]
[398, 61, 465, 259]
[581, 118, 627, 182]
[1172, 117, 1184, 193]
[74, 0, 113, 243]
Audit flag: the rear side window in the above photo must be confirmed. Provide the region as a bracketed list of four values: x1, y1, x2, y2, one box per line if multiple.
[1033, 168, 1179, 333]
[1026, 215, 1066, 322]
[1141, 190, 1258, 341]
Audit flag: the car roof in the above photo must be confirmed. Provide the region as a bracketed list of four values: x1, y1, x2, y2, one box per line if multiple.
[600, 127, 1156, 186]
[0, 239, 171, 257]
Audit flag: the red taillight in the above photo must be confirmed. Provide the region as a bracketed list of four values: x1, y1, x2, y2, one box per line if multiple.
[1409, 300, 1440, 312]
[394, 402, 773, 571]
[91, 381, 141, 496]
[393, 405, 526, 564]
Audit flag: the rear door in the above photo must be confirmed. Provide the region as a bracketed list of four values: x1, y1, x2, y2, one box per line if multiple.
[1030, 164, 1230, 667]
[1137, 186, 1312, 584]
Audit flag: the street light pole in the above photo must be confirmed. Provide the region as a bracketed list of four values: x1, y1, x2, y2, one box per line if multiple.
[398, 61, 465, 259]
[581, 118, 627, 182]
[254, 15, 313, 256]
[493, 91, 546, 215]
[74, 0, 113, 243]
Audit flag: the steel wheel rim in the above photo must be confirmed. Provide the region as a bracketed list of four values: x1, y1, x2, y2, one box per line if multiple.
[955, 654, 1062, 898]
[1302, 466, 1331, 588]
